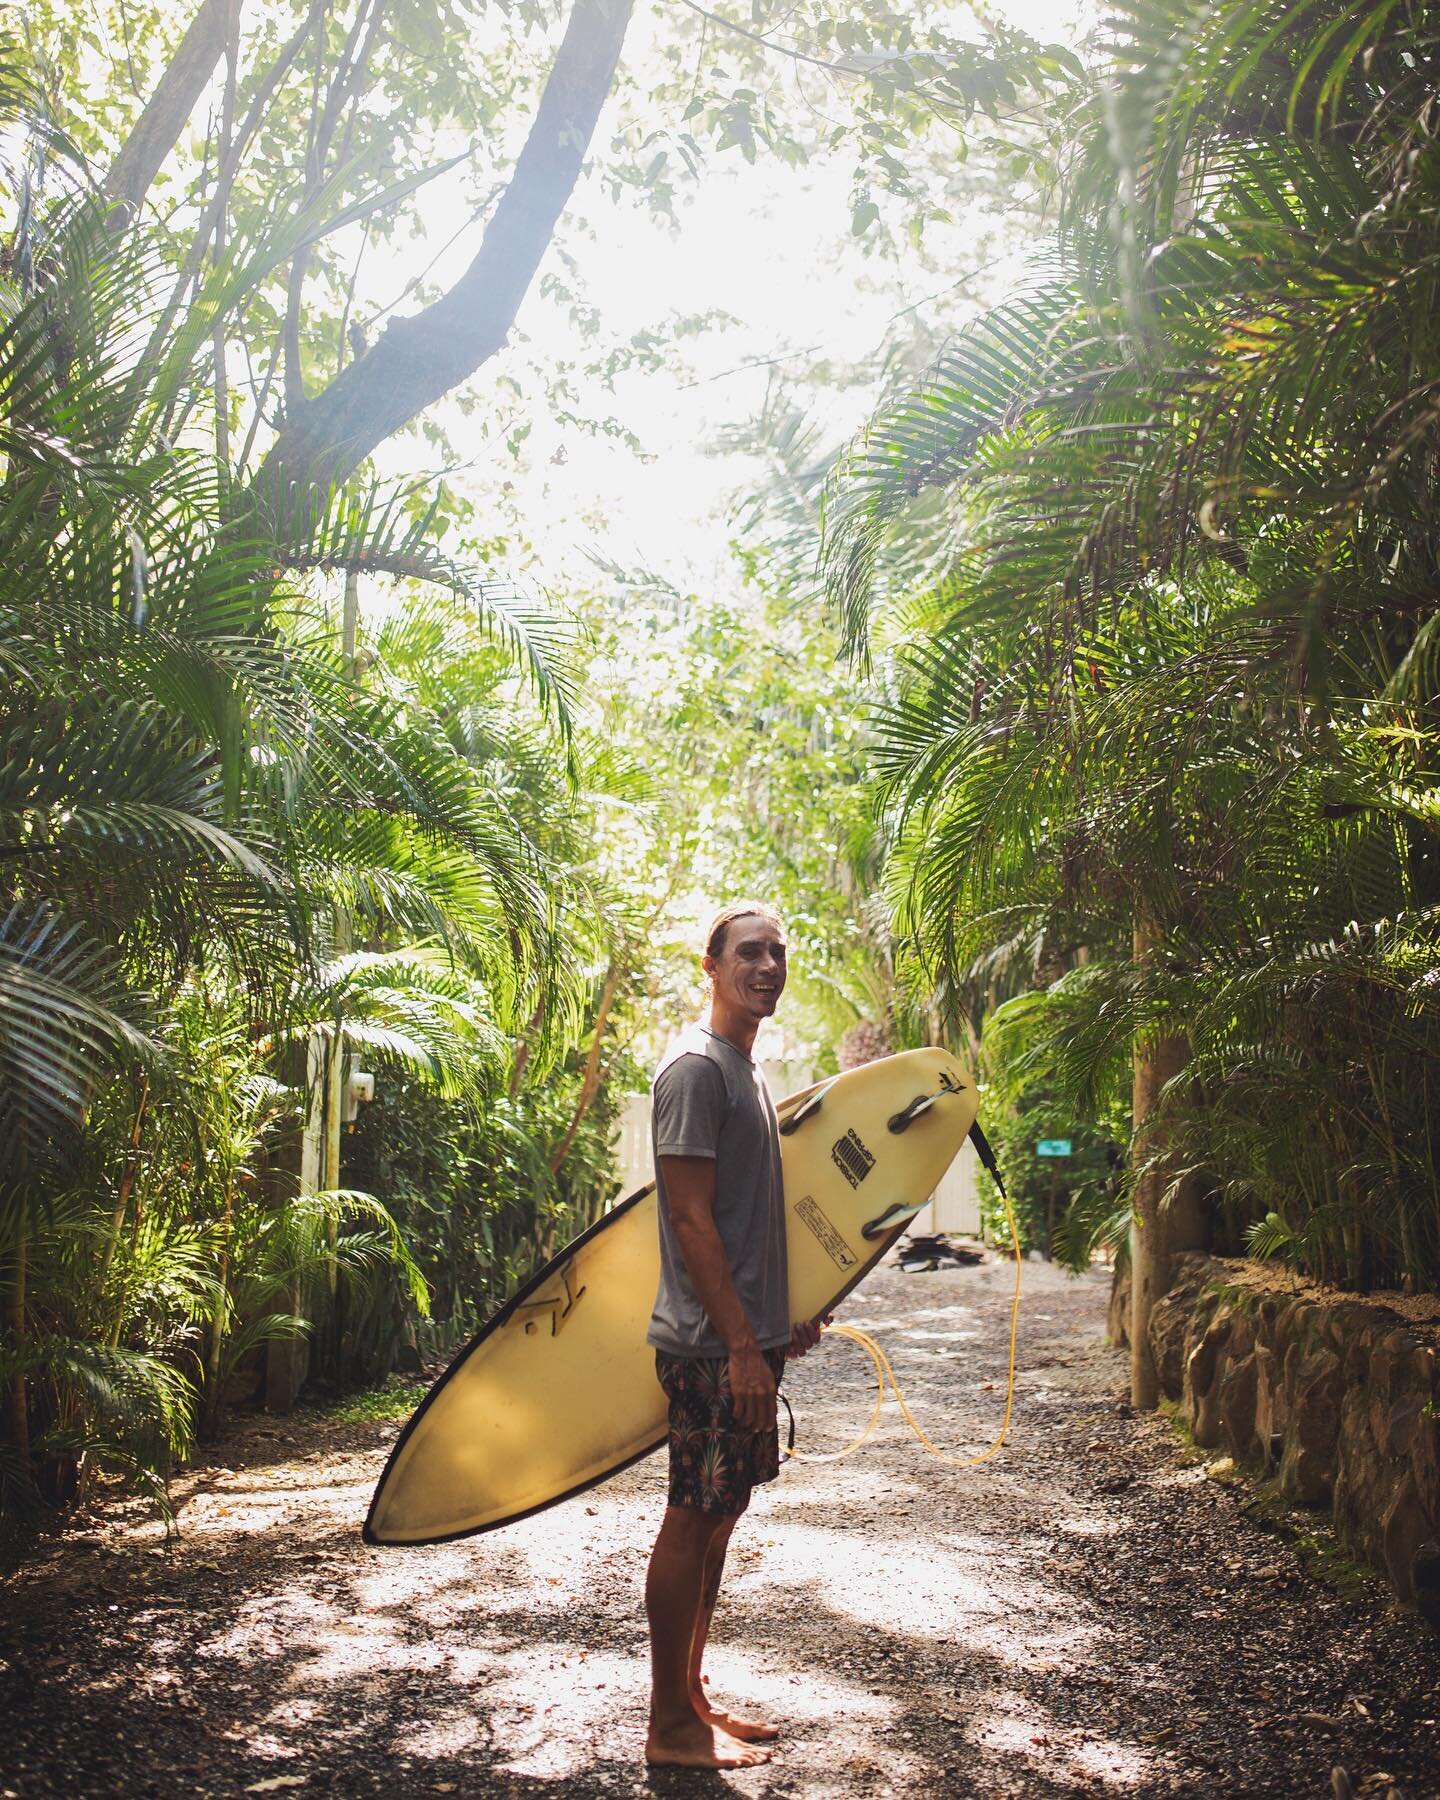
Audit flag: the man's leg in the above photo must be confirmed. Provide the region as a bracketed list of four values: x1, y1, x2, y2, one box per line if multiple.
[645, 1504, 770, 1768]
[687, 1513, 780, 1742]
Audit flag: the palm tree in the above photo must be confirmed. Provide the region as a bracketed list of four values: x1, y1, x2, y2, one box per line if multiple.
[0, 73, 573, 1508]
[821, 0, 1440, 1400]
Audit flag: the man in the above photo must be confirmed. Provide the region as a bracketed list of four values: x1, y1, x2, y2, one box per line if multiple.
[643, 901, 822, 1771]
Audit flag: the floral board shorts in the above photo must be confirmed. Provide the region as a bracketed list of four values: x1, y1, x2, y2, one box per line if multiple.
[654, 1348, 787, 1516]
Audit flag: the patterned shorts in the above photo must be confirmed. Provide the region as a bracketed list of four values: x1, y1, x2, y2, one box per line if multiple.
[654, 1348, 787, 1516]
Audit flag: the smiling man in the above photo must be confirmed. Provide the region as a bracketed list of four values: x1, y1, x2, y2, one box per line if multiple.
[642, 901, 821, 1770]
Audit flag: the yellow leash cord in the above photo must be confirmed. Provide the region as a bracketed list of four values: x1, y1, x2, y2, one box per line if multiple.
[785, 1179, 1024, 1470]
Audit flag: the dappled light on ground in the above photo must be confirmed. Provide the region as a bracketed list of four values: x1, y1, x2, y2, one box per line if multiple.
[972, 1694, 1154, 1790]
[5, 1257, 1438, 1797]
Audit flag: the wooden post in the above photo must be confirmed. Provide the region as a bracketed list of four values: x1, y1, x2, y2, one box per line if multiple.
[265, 1036, 323, 1413]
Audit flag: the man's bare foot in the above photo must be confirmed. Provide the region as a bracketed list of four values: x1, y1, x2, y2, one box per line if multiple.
[645, 1714, 772, 1769]
[691, 1682, 781, 1743]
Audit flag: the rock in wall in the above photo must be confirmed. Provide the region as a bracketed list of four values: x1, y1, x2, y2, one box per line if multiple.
[1147, 1254, 1440, 1632]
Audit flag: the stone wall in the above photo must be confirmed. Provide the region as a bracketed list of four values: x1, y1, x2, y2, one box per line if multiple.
[1140, 1254, 1440, 1631]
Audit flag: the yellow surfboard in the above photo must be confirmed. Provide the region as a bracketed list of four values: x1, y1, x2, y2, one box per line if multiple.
[364, 1047, 981, 1544]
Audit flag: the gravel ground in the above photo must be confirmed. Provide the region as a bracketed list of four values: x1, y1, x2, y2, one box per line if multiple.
[4, 1253, 1439, 1799]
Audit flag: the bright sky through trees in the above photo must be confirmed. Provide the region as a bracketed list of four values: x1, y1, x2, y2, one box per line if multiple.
[350, 0, 1093, 599]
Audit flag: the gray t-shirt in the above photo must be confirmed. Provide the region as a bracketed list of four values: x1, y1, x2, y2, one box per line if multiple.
[646, 1024, 790, 1357]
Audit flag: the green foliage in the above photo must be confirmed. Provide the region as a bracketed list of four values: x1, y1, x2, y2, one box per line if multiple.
[824, 0, 1440, 1291]
[0, 64, 585, 1530]
[0, 0, 1068, 1549]
[0, 986, 429, 1532]
[0, 169, 563, 1185]
[18, 0, 1073, 505]
[342, 1052, 629, 1368]
[317, 1377, 427, 1426]
[576, 553, 912, 1069]
[973, 1066, 1127, 1269]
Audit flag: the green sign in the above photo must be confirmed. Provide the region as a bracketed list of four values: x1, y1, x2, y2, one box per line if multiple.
[1036, 1139, 1073, 1157]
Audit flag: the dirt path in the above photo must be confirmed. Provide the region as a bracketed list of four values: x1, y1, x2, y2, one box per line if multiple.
[4, 1256, 1439, 1799]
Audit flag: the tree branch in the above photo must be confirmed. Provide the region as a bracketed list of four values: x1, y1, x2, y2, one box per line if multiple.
[676, 0, 850, 75]
[285, 0, 387, 417]
[549, 954, 623, 1176]
[283, 23, 329, 421]
[257, 0, 634, 517]
[212, 0, 242, 468]
[237, 329, 281, 470]
[105, 0, 237, 222]
[137, 0, 329, 395]
[277, 547, 460, 580]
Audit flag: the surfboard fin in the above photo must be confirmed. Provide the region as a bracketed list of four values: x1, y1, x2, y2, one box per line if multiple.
[779, 1083, 832, 1136]
[888, 1093, 938, 1131]
[861, 1201, 925, 1241]
[888, 1069, 968, 1133]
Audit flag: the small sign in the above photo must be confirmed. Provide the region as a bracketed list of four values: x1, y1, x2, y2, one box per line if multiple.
[1036, 1139, 1073, 1157]
[795, 1194, 858, 1270]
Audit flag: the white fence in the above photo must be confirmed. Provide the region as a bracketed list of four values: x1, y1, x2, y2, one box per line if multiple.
[613, 1092, 654, 1200]
[908, 1138, 981, 1238]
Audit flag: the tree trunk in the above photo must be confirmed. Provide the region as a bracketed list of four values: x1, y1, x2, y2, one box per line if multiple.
[103, 1074, 151, 1347]
[105, 0, 239, 222]
[549, 955, 623, 1176]
[508, 1000, 546, 1099]
[1128, 915, 1208, 1409]
[257, 0, 634, 512]
[319, 1026, 346, 1378]
[202, 1177, 235, 1440]
[317, 570, 359, 1379]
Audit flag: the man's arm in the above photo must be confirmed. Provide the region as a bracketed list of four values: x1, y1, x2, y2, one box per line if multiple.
[659, 1154, 777, 1431]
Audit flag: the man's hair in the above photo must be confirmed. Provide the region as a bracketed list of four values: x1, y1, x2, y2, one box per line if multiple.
[704, 900, 783, 960]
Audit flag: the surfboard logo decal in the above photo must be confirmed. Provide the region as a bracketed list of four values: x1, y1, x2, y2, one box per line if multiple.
[795, 1195, 858, 1270]
[511, 1258, 587, 1337]
[830, 1129, 875, 1189]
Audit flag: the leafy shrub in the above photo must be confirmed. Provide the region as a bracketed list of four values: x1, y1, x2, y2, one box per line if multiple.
[975, 1077, 1127, 1268]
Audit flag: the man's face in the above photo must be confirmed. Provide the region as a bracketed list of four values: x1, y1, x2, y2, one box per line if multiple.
[706, 914, 788, 1022]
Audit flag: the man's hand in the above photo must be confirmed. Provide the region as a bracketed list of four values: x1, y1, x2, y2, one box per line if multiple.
[728, 1342, 777, 1431]
[786, 1314, 832, 1360]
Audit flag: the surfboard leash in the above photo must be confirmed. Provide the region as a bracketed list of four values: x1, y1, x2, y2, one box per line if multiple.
[782, 1130, 1023, 1471]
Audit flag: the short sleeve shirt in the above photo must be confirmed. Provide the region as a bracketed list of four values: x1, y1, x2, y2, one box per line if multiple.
[646, 1024, 790, 1357]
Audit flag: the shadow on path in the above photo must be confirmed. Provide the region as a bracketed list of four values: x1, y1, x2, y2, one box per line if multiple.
[4, 1259, 1437, 1798]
